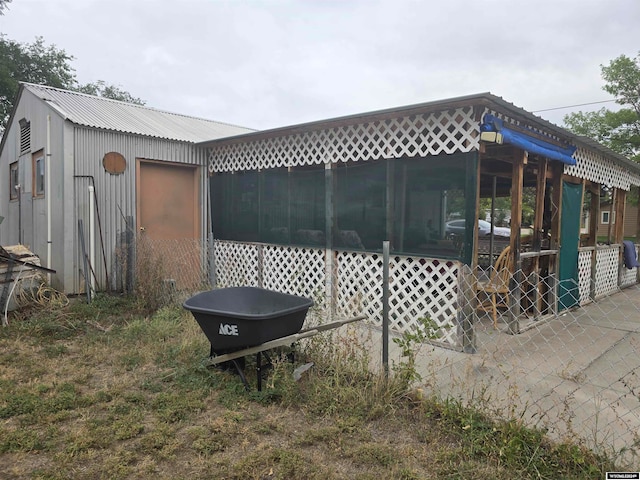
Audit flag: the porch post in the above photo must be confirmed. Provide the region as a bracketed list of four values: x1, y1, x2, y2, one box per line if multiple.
[614, 189, 626, 244]
[607, 189, 616, 244]
[588, 183, 600, 245]
[588, 183, 600, 300]
[549, 162, 564, 315]
[532, 157, 547, 316]
[533, 158, 547, 250]
[325, 162, 336, 319]
[507, 150, 524, 334]
[386, 160, 395, 248]
[615, 189, 627, 287]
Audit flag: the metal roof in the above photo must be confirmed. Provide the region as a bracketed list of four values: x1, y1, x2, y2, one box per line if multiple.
[198, 92, 558, 146]
[22, 83, 254, 143]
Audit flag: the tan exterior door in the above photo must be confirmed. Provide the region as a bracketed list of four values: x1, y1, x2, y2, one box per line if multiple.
[136, 160, 201, 289]
[137, 160, 200, 239]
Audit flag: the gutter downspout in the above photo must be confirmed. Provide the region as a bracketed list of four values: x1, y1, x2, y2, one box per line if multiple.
[16, 185, 22, 245]
[46, 115, 52, 283]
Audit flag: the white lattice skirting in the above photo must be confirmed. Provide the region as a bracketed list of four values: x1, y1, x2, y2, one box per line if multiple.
[214, 240, 460, 347]
[578, 245, 640, 303]
[578, 249, 594, 306]
[595, 246, 621, 299]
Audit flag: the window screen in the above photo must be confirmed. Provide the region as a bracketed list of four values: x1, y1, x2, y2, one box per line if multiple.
[210, 152, 476, 261]
[211, 166, 326, 246]
[33, 151, 45, 197]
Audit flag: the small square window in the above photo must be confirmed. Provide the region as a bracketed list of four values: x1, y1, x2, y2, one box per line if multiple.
[32, 150, 45, 197]
[601, 211, 615, 225]
[10, 162, 19, 200]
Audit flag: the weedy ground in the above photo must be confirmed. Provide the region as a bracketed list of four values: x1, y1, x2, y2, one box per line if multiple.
[0, 293, 617, 479]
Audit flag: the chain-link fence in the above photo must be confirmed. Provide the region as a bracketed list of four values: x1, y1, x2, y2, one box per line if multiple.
[328, 247, 640, 466]
[413, 267, 640, 466]
[113, 235, 211, 304]
[211, 239, 640, 466]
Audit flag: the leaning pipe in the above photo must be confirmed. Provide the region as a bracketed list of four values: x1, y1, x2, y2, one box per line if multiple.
[88, 185, 96, 295]
[73, 175, 109, 290]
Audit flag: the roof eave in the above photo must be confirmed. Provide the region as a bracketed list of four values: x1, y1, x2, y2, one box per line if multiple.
[197, 92, 501, 147]
[198, 92, 640, 177]
[197, 92, 580, 147]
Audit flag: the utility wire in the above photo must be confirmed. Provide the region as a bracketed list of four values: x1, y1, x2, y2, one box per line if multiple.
[532, 98, 617, 113]
[532, 95, 640, 113]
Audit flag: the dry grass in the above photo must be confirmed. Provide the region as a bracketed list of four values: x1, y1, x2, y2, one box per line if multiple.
[0, 294, 616, 479]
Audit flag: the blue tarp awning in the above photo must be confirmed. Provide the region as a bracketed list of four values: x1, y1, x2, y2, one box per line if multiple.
[480, 114, 577, 165]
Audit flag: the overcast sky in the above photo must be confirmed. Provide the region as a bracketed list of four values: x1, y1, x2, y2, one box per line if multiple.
[1, 0, 639, 131]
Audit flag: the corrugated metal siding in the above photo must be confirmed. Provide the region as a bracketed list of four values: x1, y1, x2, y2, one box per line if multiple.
[0, 119, 18, 246]
[73, 127, 209, 293]
[24, 83, 253, 143]
[0, 90, 69, 291]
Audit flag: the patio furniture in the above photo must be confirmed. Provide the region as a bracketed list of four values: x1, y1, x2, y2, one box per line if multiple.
[477, 246, 513, 328]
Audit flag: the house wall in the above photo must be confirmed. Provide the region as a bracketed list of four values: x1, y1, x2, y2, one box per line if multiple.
[1, 93, 208, 294]
[0, 90, 68, 290]
[596, 203, 638, 239]
[624, 204, 638, 238]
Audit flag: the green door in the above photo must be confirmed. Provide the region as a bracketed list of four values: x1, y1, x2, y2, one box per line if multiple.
[558, 181, 583, 310]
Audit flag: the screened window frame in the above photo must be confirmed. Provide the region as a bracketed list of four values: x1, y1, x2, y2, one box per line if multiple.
[211, 164, 327, 246]
[32, 149, 45, 198]
[209, 152, 477, 262]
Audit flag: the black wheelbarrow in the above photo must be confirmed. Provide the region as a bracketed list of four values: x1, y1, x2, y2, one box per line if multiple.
[183, 286, 365, 390]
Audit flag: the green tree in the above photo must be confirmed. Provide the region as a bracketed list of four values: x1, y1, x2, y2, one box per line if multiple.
[0, 35, 76, 124]
[0, 35, 144, 133]
[76, 80, 145, 105]
[564, 53, 640, 161]
[0, 0, 11, 15]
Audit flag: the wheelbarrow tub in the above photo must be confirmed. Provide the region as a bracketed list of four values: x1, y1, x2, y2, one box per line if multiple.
[183, 287, 314, 350]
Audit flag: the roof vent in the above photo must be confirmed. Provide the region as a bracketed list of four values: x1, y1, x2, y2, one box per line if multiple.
[19, 118, 30, 155]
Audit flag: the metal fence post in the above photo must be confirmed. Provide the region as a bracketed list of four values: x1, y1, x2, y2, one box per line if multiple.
[382, 241, 390, 375]
[325, 162, 336, 320]
[127, 217, 135, 293]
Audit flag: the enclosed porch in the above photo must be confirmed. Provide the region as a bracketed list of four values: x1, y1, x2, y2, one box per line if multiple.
[201, 93, 640, 352]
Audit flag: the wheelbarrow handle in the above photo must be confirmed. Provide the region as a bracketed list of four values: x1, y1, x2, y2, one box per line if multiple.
[204, 315, 367, 367]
